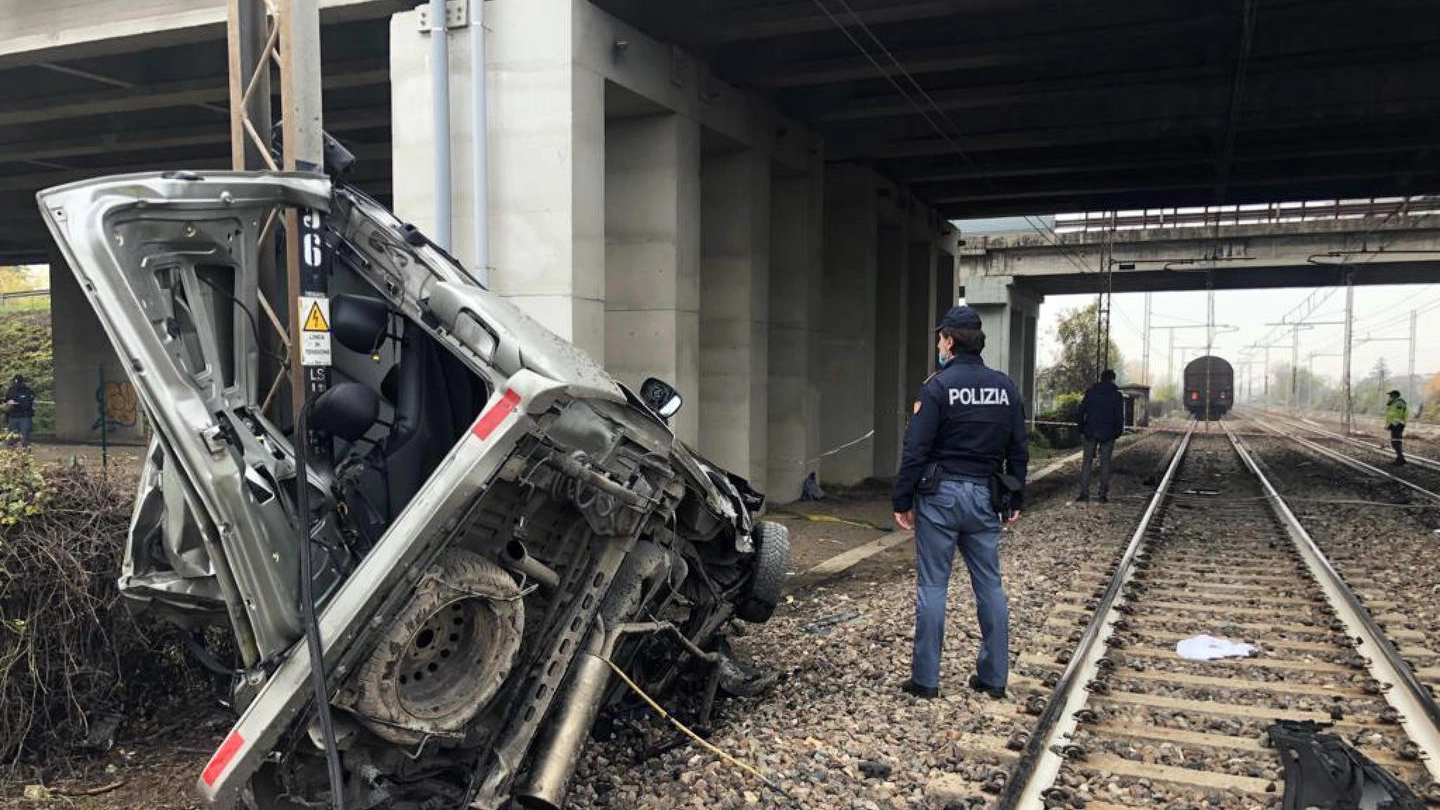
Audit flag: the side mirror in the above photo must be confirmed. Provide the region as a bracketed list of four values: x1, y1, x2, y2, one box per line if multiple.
[640, 378, 683, 419]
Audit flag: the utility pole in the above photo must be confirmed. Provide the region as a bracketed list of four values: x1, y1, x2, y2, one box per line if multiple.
[1095, 224, 1114, 380]
[1341, 271, 1354, 434]
[1262, 345, 1271, 401]
[278, 0, 328, 427]
[1167, 328, 1174, 396]
[1409, 309, 1418, 415]
[1204, 273, 1215, 420]
[1291, 324, 1300, 410]
[228, 0, 285, 417]
[1141, 292, 1152, 385]
[1265, 319, 1344, 411]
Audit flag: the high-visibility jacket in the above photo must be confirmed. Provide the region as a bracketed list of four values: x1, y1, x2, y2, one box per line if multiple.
[1386, 396, 1407, 427]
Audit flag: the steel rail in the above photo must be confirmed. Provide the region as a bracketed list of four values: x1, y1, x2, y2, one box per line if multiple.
[1240, 414, 1440, 504]
[1222, 421, 1440, 781]
[1255, 407, 1440, 473]
[998, 418, 1196, 810]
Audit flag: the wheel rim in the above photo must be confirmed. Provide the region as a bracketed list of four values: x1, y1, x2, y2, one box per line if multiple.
[395, 597, 499, 720]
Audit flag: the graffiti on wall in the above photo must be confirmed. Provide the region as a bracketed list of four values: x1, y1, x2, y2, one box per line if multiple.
[92, 379, 138, 432]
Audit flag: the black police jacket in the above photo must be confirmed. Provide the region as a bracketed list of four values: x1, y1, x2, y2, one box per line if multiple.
[892, 353, 1028, 512]
[1077, 380, 1125, 442]
[4, 384, 35, 418]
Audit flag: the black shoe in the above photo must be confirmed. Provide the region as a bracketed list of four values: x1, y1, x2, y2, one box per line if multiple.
[900, 679, 939, 699]
[1394, 457, 1407, 466]
[1075, 493, 1090, 503]
[967, 674, 1007, 699]
[1098, 494, 1108, 503]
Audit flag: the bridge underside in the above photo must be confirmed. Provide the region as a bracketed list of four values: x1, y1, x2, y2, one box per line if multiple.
[973, 259, 1440, 297]
[959, 214, 1440, 297]
[4, 0, 1440, 492]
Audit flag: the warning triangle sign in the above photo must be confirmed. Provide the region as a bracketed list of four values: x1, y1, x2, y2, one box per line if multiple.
[302, 302, 329, 332]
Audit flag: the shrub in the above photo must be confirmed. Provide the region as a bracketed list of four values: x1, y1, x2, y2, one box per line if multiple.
[0, 453, 218, 766]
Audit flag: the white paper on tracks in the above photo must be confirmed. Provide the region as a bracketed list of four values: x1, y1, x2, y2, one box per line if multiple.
[1175, 634, 1256, 661]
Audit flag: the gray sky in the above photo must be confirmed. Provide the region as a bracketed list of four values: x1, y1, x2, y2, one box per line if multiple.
[1037, 282, 1440, 392]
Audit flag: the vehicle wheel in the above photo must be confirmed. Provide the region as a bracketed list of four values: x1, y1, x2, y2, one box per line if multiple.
[736, 521, 789, 623]
[346, 548, 524, 745]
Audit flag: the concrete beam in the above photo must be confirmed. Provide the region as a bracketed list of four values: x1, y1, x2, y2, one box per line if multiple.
[0, 61, 386, 127]
[0, 114, 390, 164]
[818, 58, 1439, 124]
[828, 98, 1440, 161]
[0, 0, 404, 67]
[674, 0, 1005, 44]
[732, 13, 1230, 89]
[571, 0, 819, 172]
[899, 140, 1433, 186]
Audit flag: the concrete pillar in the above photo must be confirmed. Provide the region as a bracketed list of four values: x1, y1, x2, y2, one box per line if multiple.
[604, 113, 702, 444]
[766, 171, 817, 502]
[699, 147, 770, 488]
[817, 165, 878, 485]
[934, 254, 956, 325]
[962, 274, 1042, 413]
[49, 252, 144, 444]
[390, 1, 606, 347]
[872, 225, 908, 479]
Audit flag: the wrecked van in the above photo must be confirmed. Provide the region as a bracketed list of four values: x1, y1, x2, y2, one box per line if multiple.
[37, 169, 788, 809]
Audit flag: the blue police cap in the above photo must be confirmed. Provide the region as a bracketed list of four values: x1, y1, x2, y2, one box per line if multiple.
[935, 305, 982, 332]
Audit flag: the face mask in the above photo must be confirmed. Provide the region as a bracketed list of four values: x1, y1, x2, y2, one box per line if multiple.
[937, 350, 953, 368]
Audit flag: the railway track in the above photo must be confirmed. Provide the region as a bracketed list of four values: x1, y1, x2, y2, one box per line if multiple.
[1236, 408, 1440, 498]
[991, 422, 1440, 809]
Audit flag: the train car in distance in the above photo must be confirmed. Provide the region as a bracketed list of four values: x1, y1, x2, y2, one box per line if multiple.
[1183, 355, 1234, 418]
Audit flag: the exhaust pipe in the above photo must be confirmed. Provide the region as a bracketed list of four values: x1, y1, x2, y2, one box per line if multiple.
[513, 542, 678, 808]
[513, 633, 610, 810]
[501, 540, 560, 591]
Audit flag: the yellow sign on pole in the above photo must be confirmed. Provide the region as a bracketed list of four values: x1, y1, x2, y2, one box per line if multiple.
[297, 295, 331, 366]
[302, 301, 329, 332]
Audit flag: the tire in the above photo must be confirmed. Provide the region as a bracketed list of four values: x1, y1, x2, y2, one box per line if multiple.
[736, 520, 789, 623]
[345, 548, 524, 745]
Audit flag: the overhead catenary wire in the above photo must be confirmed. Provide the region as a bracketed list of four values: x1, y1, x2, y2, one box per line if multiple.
[809, 0, 1099, 279]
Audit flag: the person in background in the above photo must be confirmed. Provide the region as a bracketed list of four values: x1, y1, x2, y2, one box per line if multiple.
[1385, 389, 1407, 466]
[1075, 369, 1125, 503]
[4, 374, 36, 449]
[892, 305, 1027, 701]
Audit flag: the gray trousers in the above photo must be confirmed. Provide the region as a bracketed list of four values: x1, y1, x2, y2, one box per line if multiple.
[1079, 438, 1114, 498]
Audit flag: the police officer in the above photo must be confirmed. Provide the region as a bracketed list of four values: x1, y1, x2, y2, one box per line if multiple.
[1385, 389, 1407, 466]
[893, 306, 1028, 700]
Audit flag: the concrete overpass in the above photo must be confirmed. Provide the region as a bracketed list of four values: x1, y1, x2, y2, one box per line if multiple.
[957, 204, 1440, 406]
[4, 0, 1440, 497]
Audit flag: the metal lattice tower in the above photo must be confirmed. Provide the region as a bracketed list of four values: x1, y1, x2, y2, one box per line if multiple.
[226, 0, 326, 425]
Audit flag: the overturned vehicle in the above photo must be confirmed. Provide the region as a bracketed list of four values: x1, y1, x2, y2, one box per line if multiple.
[38, 170, 789, 809]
